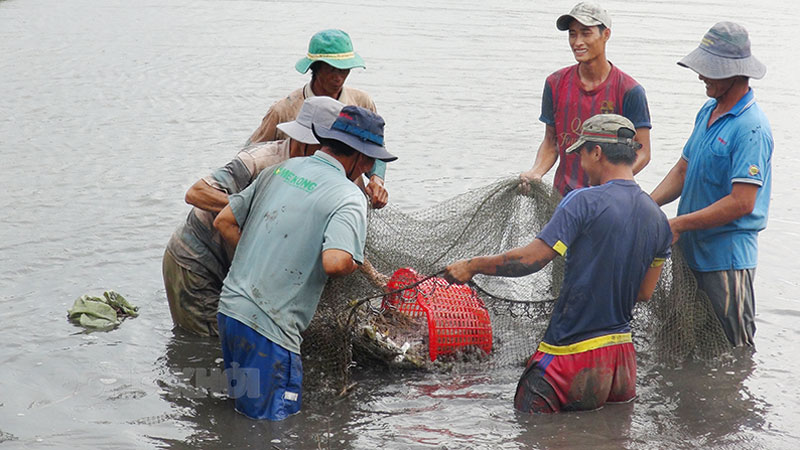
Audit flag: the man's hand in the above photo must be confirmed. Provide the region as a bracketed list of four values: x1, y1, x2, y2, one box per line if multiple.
[443, 259, 475, 285]
[668, 217, 682, 244]
[365, 175, 388, 209]
[518, 170, 543, 194]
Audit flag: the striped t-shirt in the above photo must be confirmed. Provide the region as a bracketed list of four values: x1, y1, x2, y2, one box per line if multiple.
[540, 63, 651, 196]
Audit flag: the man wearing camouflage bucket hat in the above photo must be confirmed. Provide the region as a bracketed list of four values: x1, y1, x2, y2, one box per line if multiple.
[247, 29, 390, 209]
[651, 22, 773, 347]
[446, 114, 671, 413]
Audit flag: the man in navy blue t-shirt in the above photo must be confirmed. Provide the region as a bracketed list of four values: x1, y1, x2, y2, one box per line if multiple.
[445, 114, 672, 413]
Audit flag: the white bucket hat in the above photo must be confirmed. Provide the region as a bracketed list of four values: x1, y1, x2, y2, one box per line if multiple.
[276, 96, 344, 144]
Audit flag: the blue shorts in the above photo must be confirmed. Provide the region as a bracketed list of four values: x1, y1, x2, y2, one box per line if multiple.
[217, 313, 303, 421]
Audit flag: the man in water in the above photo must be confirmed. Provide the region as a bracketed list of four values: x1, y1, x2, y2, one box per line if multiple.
[163, 96, 348, 337]
[246, 28, 388, 208]
[214, 106, 397, 420]
[520, 2, 651, 196]
[650, 22, 773, 347]
[446, 114, 671, 413]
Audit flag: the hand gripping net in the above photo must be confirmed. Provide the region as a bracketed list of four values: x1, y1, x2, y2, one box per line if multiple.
[300, 178, 731, 400]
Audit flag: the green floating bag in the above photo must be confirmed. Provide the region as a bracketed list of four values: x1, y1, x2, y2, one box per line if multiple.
[67, 290, 139, 329]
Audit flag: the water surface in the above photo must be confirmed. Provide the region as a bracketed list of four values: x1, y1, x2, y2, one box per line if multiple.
[1, 0, 799, 448]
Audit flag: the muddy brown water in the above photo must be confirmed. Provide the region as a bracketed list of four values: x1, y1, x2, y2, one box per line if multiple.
[1, 0, 799, 448]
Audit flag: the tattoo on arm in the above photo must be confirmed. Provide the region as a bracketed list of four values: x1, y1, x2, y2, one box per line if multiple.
[493, 254, 548, 277]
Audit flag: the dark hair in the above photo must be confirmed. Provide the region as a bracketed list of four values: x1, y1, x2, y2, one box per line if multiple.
[317, 136, 357, 157]
[597, 24, 607, 33]
[582, 128, 637, 165]
[309, 61, 322, 83]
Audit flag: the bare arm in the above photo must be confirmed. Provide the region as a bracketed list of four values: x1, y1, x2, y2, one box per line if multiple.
[650, 158, 688, 206]
[668, 182, 759, 244]
[213, 205, 241, 247]
[322, 249, 359, 278]
[631, 127, 651, 175]
[185, 179, 229, 213]
[359, 258, 390, 289]
[520, 125, 558, 182]
[637, 264, 664, 302]
[364, 175, 388, 209]
[444, 238, 559, 284]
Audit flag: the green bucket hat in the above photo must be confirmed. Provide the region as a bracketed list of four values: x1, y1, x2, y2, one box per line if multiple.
[295, 29, 366, 74]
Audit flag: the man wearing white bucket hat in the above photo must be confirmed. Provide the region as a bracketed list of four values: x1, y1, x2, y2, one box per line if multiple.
[163, 96, 346, 337]
[651, 22, 773, 347]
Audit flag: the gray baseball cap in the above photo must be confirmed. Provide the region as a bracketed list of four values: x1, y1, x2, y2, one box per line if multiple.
[678, 22, 766, 80]
[565, 114, 641, 153]
[557, 2, 612, 30]
[276, 96, 344, 144]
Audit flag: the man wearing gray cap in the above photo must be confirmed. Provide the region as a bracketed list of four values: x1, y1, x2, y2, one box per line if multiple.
[520, 2, 652, 196]
[446, 114, 671, 413]
[214, 106, 397, 420]
[162, 96, 346, 337]
[651, 22, 773, 347]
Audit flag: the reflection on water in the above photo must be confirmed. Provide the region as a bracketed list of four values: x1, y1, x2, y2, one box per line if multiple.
[638, 349, 766, 449]
[1, 0, 799, 448]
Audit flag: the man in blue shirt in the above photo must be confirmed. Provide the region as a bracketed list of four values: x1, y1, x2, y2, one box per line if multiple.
[445, 114, 671, 413]
[650, 22, 773, 347]
[213, 106, 397, 420]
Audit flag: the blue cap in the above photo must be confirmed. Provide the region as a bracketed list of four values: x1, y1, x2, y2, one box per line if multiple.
[313, 106, 397, 162]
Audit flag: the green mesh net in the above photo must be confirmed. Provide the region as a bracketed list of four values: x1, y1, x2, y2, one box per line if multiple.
[301, 178, 731, 399]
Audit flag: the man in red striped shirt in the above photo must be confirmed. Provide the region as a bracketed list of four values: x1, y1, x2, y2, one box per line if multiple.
[520, 2, 652, 196]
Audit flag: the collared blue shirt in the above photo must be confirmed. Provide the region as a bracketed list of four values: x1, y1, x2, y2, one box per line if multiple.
[678, 89, 773, 271]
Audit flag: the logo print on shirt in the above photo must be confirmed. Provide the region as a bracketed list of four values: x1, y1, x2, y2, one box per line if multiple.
[274, 167, 318, 193]
[600, 100, 614, 114]
[717, 137, 727, 145]
[748, 165, 759, 176]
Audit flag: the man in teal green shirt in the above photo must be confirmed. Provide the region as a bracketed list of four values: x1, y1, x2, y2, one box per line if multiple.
[214, 106, 396, 420]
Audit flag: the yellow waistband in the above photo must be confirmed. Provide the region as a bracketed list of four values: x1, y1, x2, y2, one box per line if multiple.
[537, 332, 632, 355]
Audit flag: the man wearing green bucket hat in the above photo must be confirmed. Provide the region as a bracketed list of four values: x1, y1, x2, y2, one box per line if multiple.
[247, 29, 389, 208]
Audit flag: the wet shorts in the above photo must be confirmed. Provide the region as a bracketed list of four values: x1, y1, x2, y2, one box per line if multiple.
[217, 313, 303, 421]
[514, 334, 636, 413]
[162, 249, 221, 337]
[692, 268, 756, 347]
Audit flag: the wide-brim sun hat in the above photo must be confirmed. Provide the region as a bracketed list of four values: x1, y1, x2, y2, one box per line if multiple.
[276, 96, 345, 144]
[678, 21, 766, 80]
[295, 29, 366, 74]
[313, 106, 397, 162]
[565, 113, 642, 153]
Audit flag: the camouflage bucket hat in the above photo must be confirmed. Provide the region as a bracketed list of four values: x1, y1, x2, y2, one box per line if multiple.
[678, 22, 766, 80]
[295, 29, 366, 74]
[566, 114, 641, 153]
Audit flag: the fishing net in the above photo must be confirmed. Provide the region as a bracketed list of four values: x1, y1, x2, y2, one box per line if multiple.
[300, 177, 731, 399]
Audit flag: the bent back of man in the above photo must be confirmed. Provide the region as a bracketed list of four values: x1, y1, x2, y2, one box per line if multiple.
[218, 154, 367, 352]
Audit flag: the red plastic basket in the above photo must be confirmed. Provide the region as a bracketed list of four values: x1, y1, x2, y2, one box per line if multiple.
[383, 268, 493, 361]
